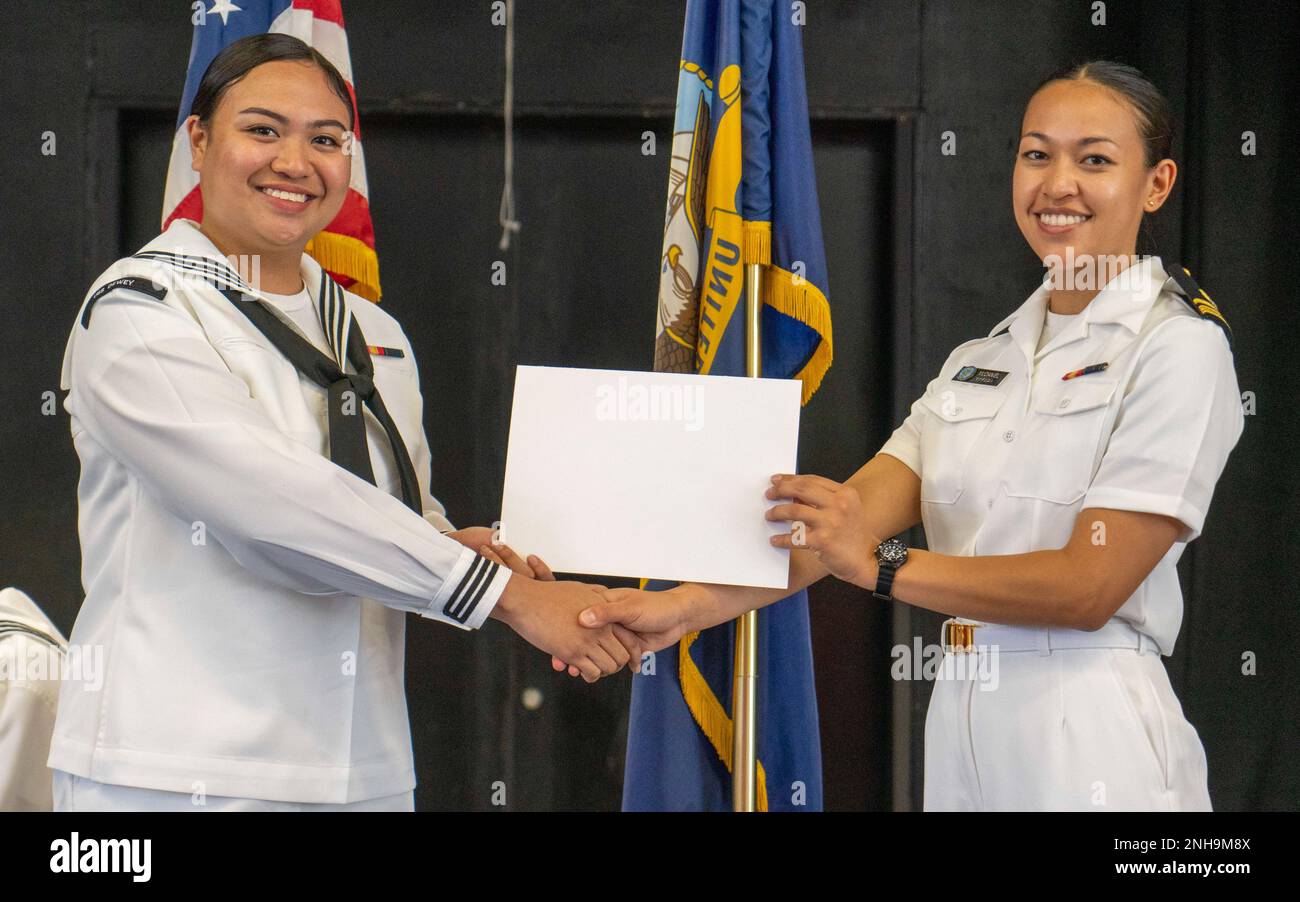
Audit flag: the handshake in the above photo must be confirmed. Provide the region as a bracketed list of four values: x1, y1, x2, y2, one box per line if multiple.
[446, 526, 699, 683]
[446, 472, 885, 681]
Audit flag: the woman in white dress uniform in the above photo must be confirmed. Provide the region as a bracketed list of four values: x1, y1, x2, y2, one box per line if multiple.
[579, 61, 1243, 810]
[51, 34, 634, 812]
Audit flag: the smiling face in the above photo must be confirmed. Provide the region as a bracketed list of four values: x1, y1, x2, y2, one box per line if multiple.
[186, 59, 352, 262]
[1013, 78, 1174, 266]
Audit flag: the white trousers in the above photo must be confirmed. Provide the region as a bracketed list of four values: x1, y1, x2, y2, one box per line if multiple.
[923, 639, 1212, 811]
[52, 770, 414, 812]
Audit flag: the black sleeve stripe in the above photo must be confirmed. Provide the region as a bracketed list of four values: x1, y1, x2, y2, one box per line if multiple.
[444, 555, 487, 607]
[442, 556, 496, 623]
[446, 558, 496, 622]
[456, 561, 502, 625]
[81, 277, 169, 329]
[454, 558, 497, 615]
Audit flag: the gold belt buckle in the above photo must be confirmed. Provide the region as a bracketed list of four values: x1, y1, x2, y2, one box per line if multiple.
[943, 619, 978, 654]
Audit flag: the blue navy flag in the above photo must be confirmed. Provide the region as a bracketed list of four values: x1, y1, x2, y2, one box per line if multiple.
[629, 0, 832, 811]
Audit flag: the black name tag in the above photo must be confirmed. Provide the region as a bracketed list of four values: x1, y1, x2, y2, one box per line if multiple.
[952, 366, 1009, 387]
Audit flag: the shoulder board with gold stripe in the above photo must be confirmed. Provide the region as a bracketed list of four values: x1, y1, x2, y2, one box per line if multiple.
[1165, 263, 1233, 350]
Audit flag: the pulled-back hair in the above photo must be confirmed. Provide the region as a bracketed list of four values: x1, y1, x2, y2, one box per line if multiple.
[1033, 60, 1173, 167]
[190, 33, 354, 130]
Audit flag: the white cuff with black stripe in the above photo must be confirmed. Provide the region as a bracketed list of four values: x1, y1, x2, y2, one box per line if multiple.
[429, 548, 511, 630]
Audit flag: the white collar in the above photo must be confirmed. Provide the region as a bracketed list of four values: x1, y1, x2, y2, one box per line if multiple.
[988, 256, 1174, 360]
[150, 218, 329, 306]
[140, 218, 353, 367]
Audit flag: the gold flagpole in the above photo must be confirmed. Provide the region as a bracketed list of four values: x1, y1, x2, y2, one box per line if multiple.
[732, 261, 763, 811]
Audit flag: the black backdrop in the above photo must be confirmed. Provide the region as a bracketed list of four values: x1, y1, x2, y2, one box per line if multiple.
[0, 0, 1295, 811]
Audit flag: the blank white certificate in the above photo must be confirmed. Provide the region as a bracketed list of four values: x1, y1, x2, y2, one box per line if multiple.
[498, 365, 801, 589]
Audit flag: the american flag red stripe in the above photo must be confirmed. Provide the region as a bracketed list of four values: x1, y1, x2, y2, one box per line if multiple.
[293, 0, 345, 27]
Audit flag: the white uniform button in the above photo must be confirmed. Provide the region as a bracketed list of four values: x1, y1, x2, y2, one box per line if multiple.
[1002, 430, 1016, 442]
[1058, 398, 1071, 409]
[521, 687, 544, 710]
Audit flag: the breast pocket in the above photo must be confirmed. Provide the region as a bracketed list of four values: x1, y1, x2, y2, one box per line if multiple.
[368, 350, 416, 384]
[1004, 379, 1118, 504]
[918, 387, 1008, 504]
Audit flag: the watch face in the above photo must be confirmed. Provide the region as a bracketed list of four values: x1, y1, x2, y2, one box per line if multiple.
[877, 538, 907, 565]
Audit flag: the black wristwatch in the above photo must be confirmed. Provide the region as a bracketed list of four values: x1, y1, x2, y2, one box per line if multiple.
[872, 537, 909, 602]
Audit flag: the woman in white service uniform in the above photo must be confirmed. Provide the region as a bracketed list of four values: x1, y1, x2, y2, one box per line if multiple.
[51, 34, 635, 812]
[579, 61, 1244, 810]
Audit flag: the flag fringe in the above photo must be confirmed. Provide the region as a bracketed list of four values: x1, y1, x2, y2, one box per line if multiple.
[678, 631, 770, 811]
[742, 220, 771, 266]
[762, 264, 833, 405]
[306, 230, 383, 302]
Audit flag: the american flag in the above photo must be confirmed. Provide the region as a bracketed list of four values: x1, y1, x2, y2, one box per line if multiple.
[163, 0, 382, 301]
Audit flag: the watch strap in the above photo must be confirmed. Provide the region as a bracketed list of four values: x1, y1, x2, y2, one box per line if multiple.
[872, 561, 897, 602]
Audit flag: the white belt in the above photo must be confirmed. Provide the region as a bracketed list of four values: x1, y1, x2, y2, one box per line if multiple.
[941, 617, 1158, 656]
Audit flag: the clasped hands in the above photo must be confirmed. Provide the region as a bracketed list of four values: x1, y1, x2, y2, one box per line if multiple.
[448, 473, 880, 683]
[447, 525, 663, 683]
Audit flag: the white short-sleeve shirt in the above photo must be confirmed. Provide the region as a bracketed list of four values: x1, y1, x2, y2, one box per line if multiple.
[879, 257, 1243, 655]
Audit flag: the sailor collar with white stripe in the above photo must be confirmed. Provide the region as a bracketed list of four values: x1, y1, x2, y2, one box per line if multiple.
[135, 218, 354, 367]
[987, 256, 1171, 359]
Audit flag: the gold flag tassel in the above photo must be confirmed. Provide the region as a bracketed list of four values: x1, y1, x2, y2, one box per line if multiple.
[679, 631, 770, 810]
[306, 231, 383, 302]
